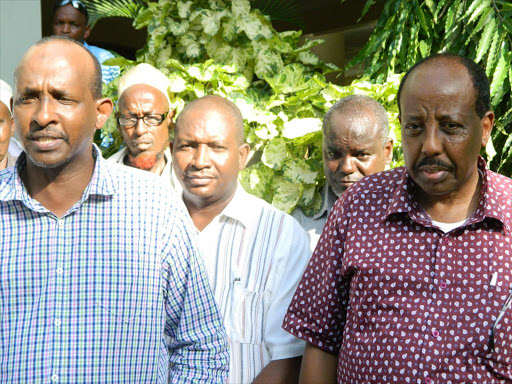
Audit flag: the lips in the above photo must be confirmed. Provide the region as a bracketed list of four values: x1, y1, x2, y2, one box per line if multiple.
[417, 165, 450, 182]
[28, 132, 66, 151]
[185, 174, 215, 187]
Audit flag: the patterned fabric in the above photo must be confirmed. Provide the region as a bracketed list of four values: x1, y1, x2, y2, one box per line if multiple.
[291, 184, 338, 253]
[283, 157, 512, 384]
[193, 185, 310, 384]
[0, 146, 229, 383]
[84, 42, 120, 84]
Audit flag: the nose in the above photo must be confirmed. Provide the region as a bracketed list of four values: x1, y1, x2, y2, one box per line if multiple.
[339, 154, 356, 175]
[33, 97, 57, 128]
[61, 23, 71, 34]
[134, 118, 149, 136]
[192, 144, 211, 169]
[421, 125, 443, 157]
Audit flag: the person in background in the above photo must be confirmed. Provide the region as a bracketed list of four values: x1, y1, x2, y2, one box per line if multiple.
[292, 94, 393, 252]
[0, 79, 16, 169]
[283, 53, 512, 383]
[0, 36, 229, 383]
[172, 95, 311, 384]
[52, 0, 120, 84]
[108, 63, 177, 189]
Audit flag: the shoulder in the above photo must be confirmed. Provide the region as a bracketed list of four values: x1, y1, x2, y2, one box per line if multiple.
[85, 44, 115, 63]
[106, 148, 127, 163]
[348, 167, 406, 197]
[487, 170, 512, 198]
[0, 166, 15, 195]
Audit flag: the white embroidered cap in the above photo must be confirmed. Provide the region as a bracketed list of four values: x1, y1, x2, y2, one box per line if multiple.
[0, 79, 13, 114]
[117, 63, 171, 107]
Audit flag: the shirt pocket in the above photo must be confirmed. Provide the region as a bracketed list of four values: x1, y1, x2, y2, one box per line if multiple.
[94, 256, 160, 324]
[229, 285, 268, 344]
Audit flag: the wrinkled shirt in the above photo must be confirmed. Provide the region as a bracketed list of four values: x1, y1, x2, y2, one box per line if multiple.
[283, 158, 512, 384]
[0, 146, 229, 383]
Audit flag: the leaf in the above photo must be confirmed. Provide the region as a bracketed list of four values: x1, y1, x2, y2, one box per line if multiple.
[283, 159, 318, 184]
[282, 118, 322, 139]
[418, 40, 431, 58]
[297, 51, 321, 66]
[475, 17, 496, 63]
[358, 0, 376, 21]
[464, 0, 491, 24]
[240, 13, 273, 40]
[102, 57, 134, 67]
[133, 7, 153, 29]
[262, 138, 287, 169]
[232, 0, 251, 18]
[486, 31, 501, 76]
[254, 48, 284, 79]
[485, 136, 497, 163]
[271, 178, 303, 213]
[177, 1, 193, 18]
[167, 19, 189, 36]
[490, 46, 508, 101]
[201, 9, 225, 36]
[178, 32, 202, 58]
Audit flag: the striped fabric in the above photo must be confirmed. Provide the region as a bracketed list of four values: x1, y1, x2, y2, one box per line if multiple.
[195, 185, 310, 383]
[0, 146, 229, 383]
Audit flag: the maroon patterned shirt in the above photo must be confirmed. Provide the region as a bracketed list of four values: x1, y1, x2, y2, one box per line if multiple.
[283, 158, 512, 384]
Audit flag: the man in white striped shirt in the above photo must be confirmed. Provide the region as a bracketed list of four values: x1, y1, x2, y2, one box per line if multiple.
[172, 95, 311, 384]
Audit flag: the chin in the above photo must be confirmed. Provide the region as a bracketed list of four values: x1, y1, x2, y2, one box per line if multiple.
[26, 152, 70, 169]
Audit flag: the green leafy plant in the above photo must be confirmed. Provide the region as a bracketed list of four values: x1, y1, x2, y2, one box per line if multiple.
[97, 0, 403, 215]
[343, 0, 512, 176]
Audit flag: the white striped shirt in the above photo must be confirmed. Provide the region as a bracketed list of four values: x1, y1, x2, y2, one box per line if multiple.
[194, 185, 310, 383]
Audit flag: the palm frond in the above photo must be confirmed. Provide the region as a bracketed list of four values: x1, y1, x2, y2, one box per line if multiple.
[251, 0, 303, 26]
[81, 0, 145, 26]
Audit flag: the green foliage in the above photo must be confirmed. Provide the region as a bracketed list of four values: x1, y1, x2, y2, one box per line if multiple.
[96, 0, 404, 215]
[343, 0, 512, 176]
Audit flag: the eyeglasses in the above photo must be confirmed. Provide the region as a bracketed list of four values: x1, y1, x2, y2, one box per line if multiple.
[489, 287, 512, 351]
[117, 113, 168, 128]
[54, 0, 88, 19]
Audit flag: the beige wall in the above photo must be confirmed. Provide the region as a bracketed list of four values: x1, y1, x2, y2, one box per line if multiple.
[0, 0, 42, 88]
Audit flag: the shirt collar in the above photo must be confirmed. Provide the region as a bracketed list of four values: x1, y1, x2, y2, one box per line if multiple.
[384, 157, 510, 233]
[0, 144, 116, 206]
[313, 184, 338, 219]
[216, 183, 256, 229]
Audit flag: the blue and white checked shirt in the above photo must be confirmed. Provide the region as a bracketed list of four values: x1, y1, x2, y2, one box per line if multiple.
[0, 146, 229, 383]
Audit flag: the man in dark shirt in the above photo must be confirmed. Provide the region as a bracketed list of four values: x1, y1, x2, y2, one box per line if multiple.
[283, 54, 512, 383]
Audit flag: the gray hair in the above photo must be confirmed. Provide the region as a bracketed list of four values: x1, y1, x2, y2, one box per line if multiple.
[323, 94, 389, 145]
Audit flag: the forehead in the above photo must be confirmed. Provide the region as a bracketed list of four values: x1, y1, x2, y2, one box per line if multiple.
[16, 42, 92, 94]
[118, 85, 168, 111]
[0, 102, 10, 119]
[325, 111, 381, 147]
[54, 4, 86, 23]
[176, 106, 237, 141]
[401, 60, 476, 114]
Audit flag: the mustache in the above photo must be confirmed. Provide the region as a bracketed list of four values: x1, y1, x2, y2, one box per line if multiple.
[26, 126, 70, 143]
[415, 157, 454, 171]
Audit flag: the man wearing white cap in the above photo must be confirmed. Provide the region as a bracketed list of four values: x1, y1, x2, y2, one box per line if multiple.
[108, 63, 177, 188]
[0, 79, 17, 169]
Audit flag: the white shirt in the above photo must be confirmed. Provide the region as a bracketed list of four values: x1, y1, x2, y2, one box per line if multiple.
[107, 147, 181, 192]
[194, 185, 310, 383]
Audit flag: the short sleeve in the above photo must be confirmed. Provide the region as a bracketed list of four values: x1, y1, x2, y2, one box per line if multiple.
[282, 194, 352, 354]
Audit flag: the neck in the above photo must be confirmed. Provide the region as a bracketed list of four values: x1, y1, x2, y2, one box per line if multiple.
[417, 169, 482, 223]
[20, 151, 96, 219]
[184, 189, 236, 232]
[149, 156, 166, 175]
[0, 155, 8, 170]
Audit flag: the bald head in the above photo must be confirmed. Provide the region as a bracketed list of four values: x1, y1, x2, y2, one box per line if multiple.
[16, 36, 102, 99]
[323, 95, 389, 144]
[175, 95, 245, 144]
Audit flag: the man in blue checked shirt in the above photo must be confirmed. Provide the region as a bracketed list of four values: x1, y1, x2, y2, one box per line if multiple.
[0, 36, 229, 383]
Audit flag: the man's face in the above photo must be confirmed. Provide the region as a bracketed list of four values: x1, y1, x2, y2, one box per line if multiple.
[13, 42, 108, 169]
[52, 4, 90, 42]
[400, 59, 493, 197]
[117, 84, 172, 170]
[0, 102, 14, 163]
[323, 111, 392, 196]
[173, 106, 249, 207]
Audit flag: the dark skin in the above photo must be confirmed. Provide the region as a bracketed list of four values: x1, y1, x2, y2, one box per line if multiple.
[13, 40, 112, 218]
[0, 101, 14, 169]
[399, 58, 494, 222]
[298, 343, 337, 384]
[52, 4, 91, 42]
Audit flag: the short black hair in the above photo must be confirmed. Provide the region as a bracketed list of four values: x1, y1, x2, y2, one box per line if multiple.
[397, 53, 491, 118]
[31, 35, 102, 99]
[53, 0, 89, 23]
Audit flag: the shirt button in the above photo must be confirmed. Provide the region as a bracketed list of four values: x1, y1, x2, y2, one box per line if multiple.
[432, 329, 440, 338]
[51, 374, 59, 382]
[56, 267, 64, 275]
[54, 319, 62, 327]
[440, 282, 447, 289]
[425, 378, 433, 384]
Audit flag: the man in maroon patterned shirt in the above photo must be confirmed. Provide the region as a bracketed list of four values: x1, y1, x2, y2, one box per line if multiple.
[283, 53, 512, 384]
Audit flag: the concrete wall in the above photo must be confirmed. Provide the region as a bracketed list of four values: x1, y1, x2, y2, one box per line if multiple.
[0, 0, 42, 88]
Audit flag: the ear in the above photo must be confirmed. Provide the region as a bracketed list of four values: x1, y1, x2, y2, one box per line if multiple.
[167, 109, 176, 131]
[95, 97, 114, 130]
[9, 115, 14, 136]
[83, 25, 91, 40]
[480, 111, 494, 147]
[383, 138, 393, 165]
[238, 143, 250, 170]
